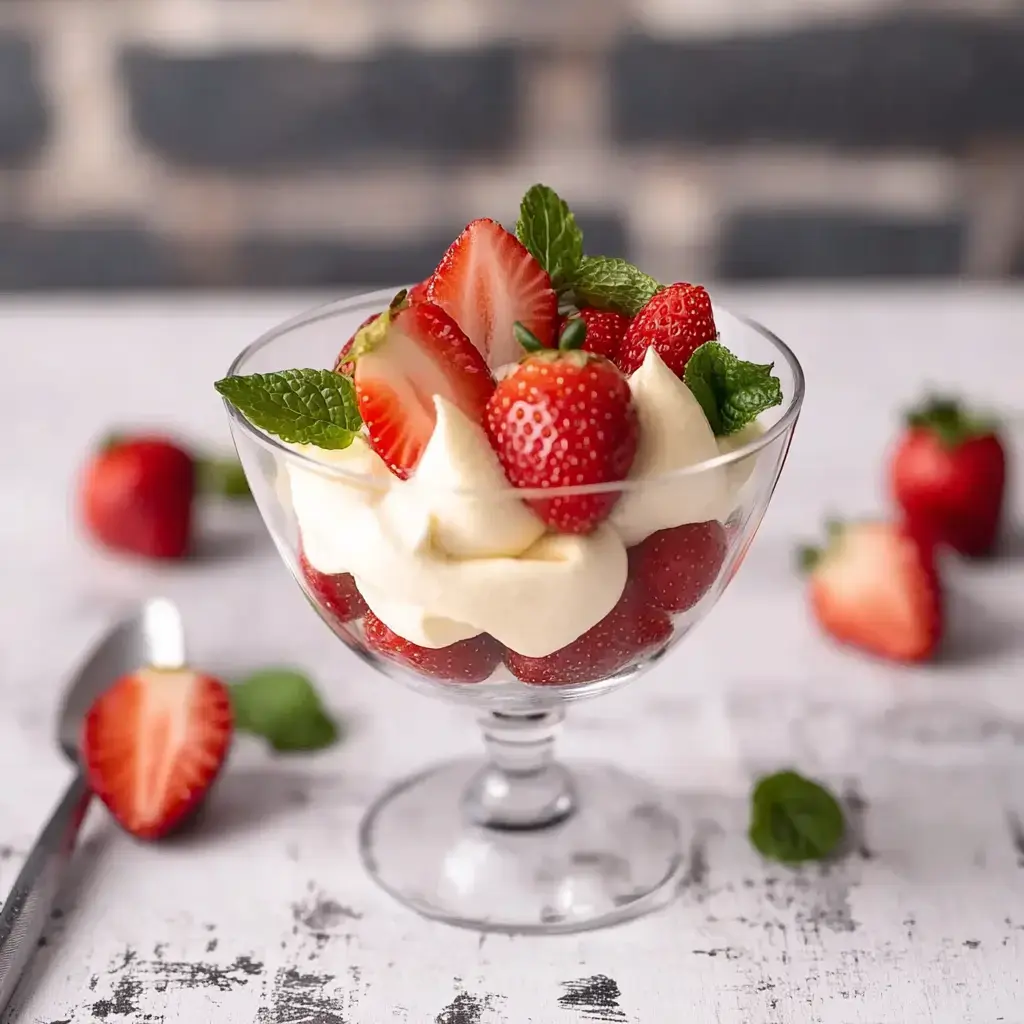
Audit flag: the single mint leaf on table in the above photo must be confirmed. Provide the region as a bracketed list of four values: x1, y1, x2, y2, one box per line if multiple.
[749, 770, 845, 864]
[570, 256, 661, 317]
[683, 341, 782, 436]
[515, 183, 584, 291]
[231, 668, 340, 753]
[196, 456, 251, 500]
[214, 369, 362, 450]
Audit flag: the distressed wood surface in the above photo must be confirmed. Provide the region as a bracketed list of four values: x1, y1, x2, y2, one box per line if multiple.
[2, 288, 1023, 1024]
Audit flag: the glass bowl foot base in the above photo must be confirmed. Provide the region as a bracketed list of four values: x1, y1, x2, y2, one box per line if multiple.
[358, 759, 683, 935]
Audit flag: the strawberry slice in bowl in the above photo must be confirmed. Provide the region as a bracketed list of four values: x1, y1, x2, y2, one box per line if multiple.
[348, 293, 496, 479]
[428, 218, 558, 369]
[82, 667, 233, 840]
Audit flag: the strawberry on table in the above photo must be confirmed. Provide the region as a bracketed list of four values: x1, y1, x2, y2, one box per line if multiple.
[889, 395, 1007, 558]
[363, 612, 502, 684]
[428, 218, 558, 369]
[80, 436, 196, 560]
[82, 667, 233, 840]
[559, 308, 630, 362]
[347, 291, 495, 479]
[485, 318, 638, 534]
[618, 283, 717, 377]
[798, 520, 942, 663]
[299, 548, 368, 626]
[629, 521, 728, 613]
[505, 580, 672, 686]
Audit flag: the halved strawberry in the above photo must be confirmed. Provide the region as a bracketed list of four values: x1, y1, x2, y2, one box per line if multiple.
[505, 580, 672, 686]
[428, 218, 558, 368]
[799, 520, 942, 663]
[299, 547, 367, 626]
[82, 668, 233, 840]
[363, 612, 502, 684]
[629, 521, 727, 613]
[406, 278, 432, 304]
[349, 296, 495, 479]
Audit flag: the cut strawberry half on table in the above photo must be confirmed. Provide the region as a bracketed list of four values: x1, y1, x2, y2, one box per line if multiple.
[799, 520, 943, 663]
[629, 521, 728, 613]
[299, 548, 368, 625]
[82, 667, 233, 840]
[505, 581, 672, 686]
[363, 612, 502, 684]
[348, 296, 495, 479]
[618, 282, 717, 377]
[428, 218, 558, 368]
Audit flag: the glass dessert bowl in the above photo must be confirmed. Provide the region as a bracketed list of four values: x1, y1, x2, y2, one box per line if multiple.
[218, 186, 803, 933]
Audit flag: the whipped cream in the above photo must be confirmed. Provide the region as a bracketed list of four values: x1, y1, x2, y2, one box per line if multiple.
[609, 347, 730, 546]
[288, 347, 764, 658]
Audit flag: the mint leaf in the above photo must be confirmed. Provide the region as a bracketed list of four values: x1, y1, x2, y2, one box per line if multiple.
[515, 184, 583, 290]
[570, 256, 661, 316]
[215, 369, 361, 450]
[683, 341, 782, 436]
[231, 668, 339, 753]
[196, 456, 251, 500]
[749, 770, 845, 864]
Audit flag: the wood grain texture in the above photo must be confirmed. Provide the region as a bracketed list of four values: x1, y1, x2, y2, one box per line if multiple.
[2, 288, 1023, 1023]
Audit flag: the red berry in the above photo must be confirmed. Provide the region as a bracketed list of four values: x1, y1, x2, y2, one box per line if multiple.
[559, 308, 630, 362]
[629, 521, 728, 613]
[299, 548, 368, 626]
[350, 299, 495, 479]
[505, 581, 672, 686]
[82, 668, 233, 840]
[406, 278, 431, 304]
[618, 283, 717, 377]
[485, 350, 638, 533]
[428, 218, 558, 368]
[889, 396, 1006, 558]
[80, 436, 195, 560]
[800, 520, 942, 663]
[363, 612, 502, 684]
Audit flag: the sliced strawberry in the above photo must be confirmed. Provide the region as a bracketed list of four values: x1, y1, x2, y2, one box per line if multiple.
[363, 612, 502, 684]
[82, 668, 233, 840]
[485, 340, 638, 533]
[800, 520, 942, 663]
[406, 278, 432, 304]
[349, 298, 495, 479]
[618, 282, 717, 377]
[629, 521, 727, 613]
[334, 312, 379, 376]
[428, 218, 558, 368]
[505, 580, 672, 686]
[560, 308, 630, 362]
[299, 547, 367, 626]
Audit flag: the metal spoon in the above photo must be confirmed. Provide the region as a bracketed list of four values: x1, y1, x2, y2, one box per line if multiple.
[0, 598, 186, 1015]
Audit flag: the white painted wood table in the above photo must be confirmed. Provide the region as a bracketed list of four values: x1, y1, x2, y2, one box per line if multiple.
[2, 287, 1024, 1024]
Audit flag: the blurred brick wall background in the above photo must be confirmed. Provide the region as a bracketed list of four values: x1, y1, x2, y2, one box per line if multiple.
[1, 0, 1024, 290]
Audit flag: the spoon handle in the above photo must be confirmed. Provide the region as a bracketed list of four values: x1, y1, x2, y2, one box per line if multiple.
[0, 771, 92, 1015]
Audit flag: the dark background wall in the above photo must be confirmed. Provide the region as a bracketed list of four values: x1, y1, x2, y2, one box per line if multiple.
[1, 0, 1024, 290]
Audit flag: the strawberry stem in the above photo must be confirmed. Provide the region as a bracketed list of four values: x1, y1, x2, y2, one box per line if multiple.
[906, 394, 996, 447]
[796, 544, 822, 573]
[558, 316, 587, 351]
[388, 288, 409, 313]
[514, 321, 545, 353]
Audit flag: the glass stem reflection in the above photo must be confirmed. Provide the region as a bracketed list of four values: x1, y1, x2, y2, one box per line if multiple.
[463, 709, 576, 830]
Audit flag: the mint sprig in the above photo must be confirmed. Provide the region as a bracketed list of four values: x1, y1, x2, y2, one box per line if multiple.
[215, 369, 362, 450]
[569, 256, 661, 317]
[683, 341, 782, 436]
[516, 184, 583, 291]
[231, 668, 340, 753]
[749, 770, 845, 864]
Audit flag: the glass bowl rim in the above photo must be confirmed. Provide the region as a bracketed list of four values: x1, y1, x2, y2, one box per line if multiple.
[222, 286, 805, 499]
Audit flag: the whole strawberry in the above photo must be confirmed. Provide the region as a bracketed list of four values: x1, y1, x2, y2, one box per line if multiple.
[559, 308, 630, 362]
[81, 436, 195, 559]
[618, 282, 717, 377]
[485, 318, 638, 533]
[890, 395, 1007, 558]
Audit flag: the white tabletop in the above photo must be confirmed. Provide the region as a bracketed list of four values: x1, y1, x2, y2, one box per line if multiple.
[2, 286, 1023, 1024]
